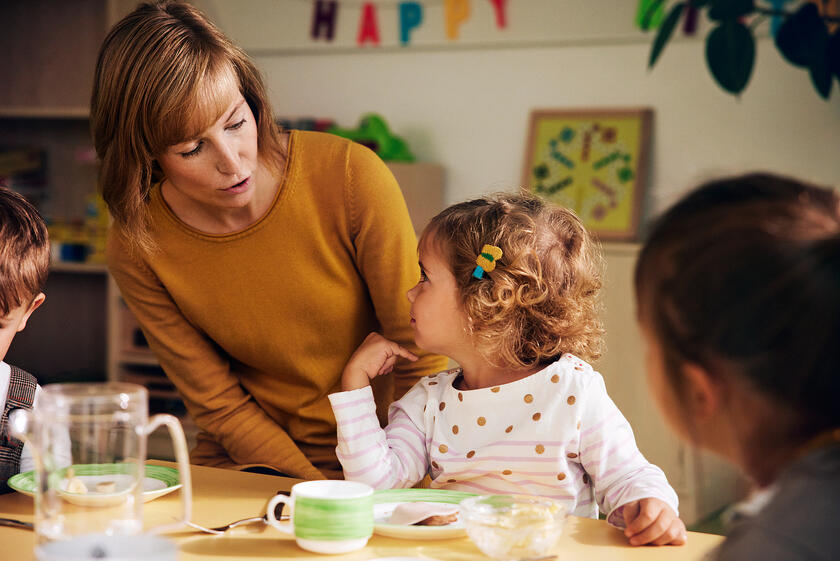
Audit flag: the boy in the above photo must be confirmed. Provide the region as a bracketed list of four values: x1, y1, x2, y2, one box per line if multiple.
[0, 186, 48, 493]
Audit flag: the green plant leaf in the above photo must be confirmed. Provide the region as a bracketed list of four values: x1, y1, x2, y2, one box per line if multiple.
[808, 28, 832, 99]
[649, 2, 686, 68]
[708, 0, 754, 21]
[705, 21, 755, 94]
[829, 30, 840, 84]
[637, 0, 666, 31]
[775, 3, 824, 67]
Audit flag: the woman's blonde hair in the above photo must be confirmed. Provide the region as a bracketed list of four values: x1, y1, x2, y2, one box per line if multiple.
[90, 0, 285, 252]
[421, 191, 603, 368]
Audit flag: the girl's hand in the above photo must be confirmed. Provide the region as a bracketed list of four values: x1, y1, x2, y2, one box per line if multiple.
[622, 498, 687, 546]
[341, 332, 418, 392]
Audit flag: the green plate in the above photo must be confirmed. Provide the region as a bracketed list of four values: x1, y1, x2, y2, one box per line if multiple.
[8, 464, 181, 506]
[373, 488, 477, 540]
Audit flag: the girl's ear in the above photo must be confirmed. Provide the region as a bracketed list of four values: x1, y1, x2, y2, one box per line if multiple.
[682, 362, 723, 422]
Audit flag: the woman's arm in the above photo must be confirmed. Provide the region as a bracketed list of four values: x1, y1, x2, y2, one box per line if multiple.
[107, 232, 324, 480]
[345, 143, 449, 398]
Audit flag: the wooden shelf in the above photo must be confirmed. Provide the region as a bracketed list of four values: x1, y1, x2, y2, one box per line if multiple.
[50, 262, 108, 274]
[0, 107, 89, 119]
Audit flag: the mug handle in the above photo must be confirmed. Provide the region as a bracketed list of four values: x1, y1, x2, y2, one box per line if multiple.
[140, 414, 193, 533]
[266, 494, 294, 535]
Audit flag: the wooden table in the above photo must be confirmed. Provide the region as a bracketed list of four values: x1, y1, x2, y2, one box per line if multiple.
[1, 461, 723, 560]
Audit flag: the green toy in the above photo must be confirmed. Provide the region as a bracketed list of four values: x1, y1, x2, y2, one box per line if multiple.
[327, 114, 415, 162]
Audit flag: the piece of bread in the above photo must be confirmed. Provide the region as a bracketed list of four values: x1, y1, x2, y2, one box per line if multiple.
[414, 512, 458, 526]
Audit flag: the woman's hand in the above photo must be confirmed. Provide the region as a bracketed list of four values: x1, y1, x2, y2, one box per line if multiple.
[341, 332, 418, 392]
[622, 497, 687, 546]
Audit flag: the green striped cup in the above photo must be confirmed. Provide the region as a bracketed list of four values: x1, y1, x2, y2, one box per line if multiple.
[266, 480, 373, 554]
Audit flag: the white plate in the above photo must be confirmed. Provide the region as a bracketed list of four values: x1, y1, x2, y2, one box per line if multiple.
[7, 464, 182, 507]
[372, 488, 475, 540]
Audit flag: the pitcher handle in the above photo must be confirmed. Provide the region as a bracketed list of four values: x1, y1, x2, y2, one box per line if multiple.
[141, 414, 193, 533]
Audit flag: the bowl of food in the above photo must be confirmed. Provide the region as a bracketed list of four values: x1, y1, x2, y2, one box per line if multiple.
[459, 495, 567, 561]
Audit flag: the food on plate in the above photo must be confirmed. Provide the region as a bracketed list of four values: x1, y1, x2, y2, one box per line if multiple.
[415, 512, 458, 526]
[388, 502, 459, 526]
[65, 468, 88, 494]
[95, 481, 117, 493]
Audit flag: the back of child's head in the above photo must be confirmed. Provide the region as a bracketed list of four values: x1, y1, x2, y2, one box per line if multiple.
[635, 172, 840, 441]
[420, 191, 603, 368]
[0, 186, 50, 316]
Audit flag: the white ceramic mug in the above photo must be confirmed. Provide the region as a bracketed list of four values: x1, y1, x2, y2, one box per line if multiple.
[266, 480, 373, 554]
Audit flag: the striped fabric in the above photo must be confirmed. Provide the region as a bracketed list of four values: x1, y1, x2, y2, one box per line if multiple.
[0, 365, 37, 493]
[330, 355, 678, 527]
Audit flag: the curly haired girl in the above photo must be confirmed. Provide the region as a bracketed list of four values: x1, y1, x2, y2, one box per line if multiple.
[329, 192, 684, 546]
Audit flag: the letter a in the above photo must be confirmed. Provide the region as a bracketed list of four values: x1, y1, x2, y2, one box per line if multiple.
[357, 2, 381, 46]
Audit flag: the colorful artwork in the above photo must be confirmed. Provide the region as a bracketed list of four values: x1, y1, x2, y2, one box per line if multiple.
[522, 109, 652, 241]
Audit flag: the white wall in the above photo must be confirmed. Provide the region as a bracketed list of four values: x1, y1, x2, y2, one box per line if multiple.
[195, 0, 840, 219]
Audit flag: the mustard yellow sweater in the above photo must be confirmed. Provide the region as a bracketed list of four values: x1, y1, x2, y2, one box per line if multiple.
[107, 131, 447, 479]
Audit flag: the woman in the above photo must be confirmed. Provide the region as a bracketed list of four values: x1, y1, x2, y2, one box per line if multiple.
[91, 1, 447, 479]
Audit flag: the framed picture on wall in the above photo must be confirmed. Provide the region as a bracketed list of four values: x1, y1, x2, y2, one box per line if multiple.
[522, 108, 652, 241]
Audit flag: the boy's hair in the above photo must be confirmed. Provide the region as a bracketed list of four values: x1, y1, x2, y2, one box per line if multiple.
[0, 186, 50, 316]
[420, 191, 603, 368]
[635, 172, 840, 441]
[90, 0, 285, 252]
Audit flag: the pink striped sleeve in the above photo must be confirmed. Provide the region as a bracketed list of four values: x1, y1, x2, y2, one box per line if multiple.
[329, 382, 431, 489]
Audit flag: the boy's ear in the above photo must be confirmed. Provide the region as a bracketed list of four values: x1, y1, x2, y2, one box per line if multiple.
[682, 362, 722, 422]
[17, 292, 45, 333]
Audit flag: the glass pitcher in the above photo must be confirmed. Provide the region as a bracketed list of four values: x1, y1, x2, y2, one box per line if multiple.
[9, 382, 192, 544]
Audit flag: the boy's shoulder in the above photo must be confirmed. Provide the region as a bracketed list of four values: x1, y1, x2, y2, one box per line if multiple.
[2, 363, 37, 405]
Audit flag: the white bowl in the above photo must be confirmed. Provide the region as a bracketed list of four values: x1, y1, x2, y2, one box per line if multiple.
[459, 495, 567, 561]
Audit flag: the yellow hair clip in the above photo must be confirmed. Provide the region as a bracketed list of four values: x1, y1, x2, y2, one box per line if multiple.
[473, 244, 503, 279]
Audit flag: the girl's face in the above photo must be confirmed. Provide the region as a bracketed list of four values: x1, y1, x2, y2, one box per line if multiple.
[156, 84, 260, 214]
[406, 237, 472, 359]
[642, 327, 692, 442]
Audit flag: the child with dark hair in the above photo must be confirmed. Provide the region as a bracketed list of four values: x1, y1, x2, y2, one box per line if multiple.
[0, 186, 48, 492]
[330, 192, 685, 546]
[635, 172, 840, 560]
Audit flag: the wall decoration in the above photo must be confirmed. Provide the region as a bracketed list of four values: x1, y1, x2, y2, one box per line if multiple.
[308, 0, 508, 46]
[521, 108, 652, 241]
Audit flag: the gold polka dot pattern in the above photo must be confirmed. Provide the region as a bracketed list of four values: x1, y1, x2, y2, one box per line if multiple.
[452, 425, 459, 434]
[439, 444, 448, 453]
[477, 417, 486, 426]
[535, 444, 545, 454]
[567, 395, 576, 405]
[466, 450, 476, 458]
[551, 374, 560, 383]
[557, 473, 566, 480]
[439, 402, 446, 411]
[532, 412, 541, 421]
[567, 452, 578, 459]
[505, 425, 513, 433]
[491, 387, 500, 393]
[524, 394, 534, 403]
[458, 392, 463, 402]
[502, 469, 512, 475]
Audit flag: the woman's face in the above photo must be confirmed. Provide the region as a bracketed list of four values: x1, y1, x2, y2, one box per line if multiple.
[156, 86, 260, 213]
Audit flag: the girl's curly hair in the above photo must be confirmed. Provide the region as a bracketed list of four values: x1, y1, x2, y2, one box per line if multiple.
[420, 191, 604, 368]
